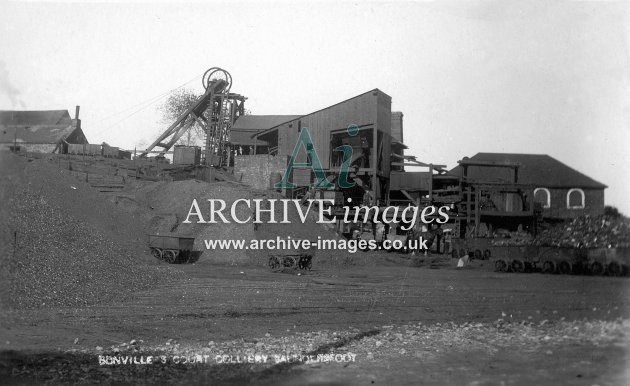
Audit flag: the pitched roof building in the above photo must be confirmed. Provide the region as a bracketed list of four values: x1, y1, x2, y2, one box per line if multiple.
[230, 115, 300, 152]
[0, 107, 87, 153]
[450, 152, 607, 219]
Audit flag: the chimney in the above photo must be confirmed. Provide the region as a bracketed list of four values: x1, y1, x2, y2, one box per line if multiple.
[72, 105, 81, 130]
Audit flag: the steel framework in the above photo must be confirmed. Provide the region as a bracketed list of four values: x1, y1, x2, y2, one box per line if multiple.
[140, 67, 246, 166]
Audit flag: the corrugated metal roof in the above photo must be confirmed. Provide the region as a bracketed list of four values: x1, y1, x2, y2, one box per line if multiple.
[450, 153, 607, 189]
[230, 115, 300, 146]
[0, 124, 77, 144]
[229, 129, 267, 146]
[253, 89, 386, 139]
[232, 115, 301, 131]
[0, 110, 71, 126]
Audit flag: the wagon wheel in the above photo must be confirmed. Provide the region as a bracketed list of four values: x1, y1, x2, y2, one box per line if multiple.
[298, 255, 313, 270]
[589, 262, 604, 276]
[558, 261, 572, 275]
[511, 260, 525, 273]
[297, 255, 307, 270]
[150, 248, 163, 260]
[459, 249, 466, 259]
[494, 259, 507, 272]
[474, 249, 482, 260]
[541, 261, 555, 274]
[163, 250, 177, 264]
[451, 249, 459, 259]
[607, 262, 622, 277]
[483, 249, 491, 260]
[282, 256, 297, 268]
[268, 256, 280, 270]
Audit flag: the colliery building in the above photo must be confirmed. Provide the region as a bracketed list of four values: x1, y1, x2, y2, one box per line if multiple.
[237, 89, 402, 201]
[229, 115, 300, 155]
[450, 153, 607, 219]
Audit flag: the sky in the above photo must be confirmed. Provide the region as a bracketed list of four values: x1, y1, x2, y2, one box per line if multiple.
[1, 1, 629, 214]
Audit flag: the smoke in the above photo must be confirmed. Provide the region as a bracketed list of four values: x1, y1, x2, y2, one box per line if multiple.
[0, 60, 26, 108]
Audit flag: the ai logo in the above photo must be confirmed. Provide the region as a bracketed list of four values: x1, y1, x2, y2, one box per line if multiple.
[275, 124, 359, 189]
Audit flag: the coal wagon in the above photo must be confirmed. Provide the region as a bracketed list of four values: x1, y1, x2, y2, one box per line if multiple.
[267, 239, 314, 272]
[453, 238, 628, 276]
[148, 234, 199, 264]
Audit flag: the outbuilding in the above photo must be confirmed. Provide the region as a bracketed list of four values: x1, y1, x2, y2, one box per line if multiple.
[0, 107, 87, 153]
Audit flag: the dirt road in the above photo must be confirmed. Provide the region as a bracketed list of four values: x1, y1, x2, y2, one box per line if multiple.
[1, 262, 628, 384]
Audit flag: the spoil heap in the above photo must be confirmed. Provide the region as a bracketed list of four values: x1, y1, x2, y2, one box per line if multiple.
[0, 153, 181, 309]
[125, 180, 258, 265]
[533, 214, 630, 248]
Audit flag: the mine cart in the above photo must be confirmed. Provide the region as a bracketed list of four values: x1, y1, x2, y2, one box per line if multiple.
[267, 240, 314, 271]
[483, 244, 627, 276]
[148, 234, 198, 264]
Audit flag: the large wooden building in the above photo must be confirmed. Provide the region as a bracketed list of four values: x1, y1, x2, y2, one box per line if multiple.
[229, 114, 300, 155]
[250, 89, 396, 202]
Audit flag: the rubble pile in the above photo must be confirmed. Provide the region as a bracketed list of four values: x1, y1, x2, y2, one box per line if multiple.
[1, 154, 181, 309]
[127, 180, 259, 265]
[490, 230, 533, 247]
[534, 215, 630, 248]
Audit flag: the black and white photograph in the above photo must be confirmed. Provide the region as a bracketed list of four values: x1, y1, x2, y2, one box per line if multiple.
[0, 1, 629, 384]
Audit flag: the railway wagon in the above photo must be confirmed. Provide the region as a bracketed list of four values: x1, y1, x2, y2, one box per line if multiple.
[267, 239, 313, 271]
[452, 238, 628, 276]
[148, 234, 199, 263]
[492, 245, 628, 276]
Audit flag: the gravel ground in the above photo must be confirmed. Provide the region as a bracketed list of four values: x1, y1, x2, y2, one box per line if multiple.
[2, 318, 628, 384]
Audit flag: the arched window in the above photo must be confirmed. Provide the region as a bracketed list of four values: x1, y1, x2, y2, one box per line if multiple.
[534, 188, 551, 209]
[567, 188, 585, 209]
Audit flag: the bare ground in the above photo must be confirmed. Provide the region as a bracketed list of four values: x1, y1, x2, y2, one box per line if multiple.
[1, 264, 628, 385]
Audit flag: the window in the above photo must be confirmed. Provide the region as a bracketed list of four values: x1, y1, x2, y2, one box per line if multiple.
[534, 188, 551, 209]
[567, 188, 585, 209]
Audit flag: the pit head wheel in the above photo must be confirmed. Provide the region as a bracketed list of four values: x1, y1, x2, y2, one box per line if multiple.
[202, 67, 232, 92]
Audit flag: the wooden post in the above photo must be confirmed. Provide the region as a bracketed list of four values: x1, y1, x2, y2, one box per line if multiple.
[429, 164, 434, 204]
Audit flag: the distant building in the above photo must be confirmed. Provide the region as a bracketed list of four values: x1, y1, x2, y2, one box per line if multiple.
[0, 106, 87, 153]
[450, 153, 607, 219]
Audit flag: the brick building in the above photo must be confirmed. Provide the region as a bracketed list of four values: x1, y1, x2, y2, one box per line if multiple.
[450, 153, 607, 219]
[0, 107, 87, 153]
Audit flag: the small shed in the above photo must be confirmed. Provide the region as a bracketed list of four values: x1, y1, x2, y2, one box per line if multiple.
[0, 108, 87, 153]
